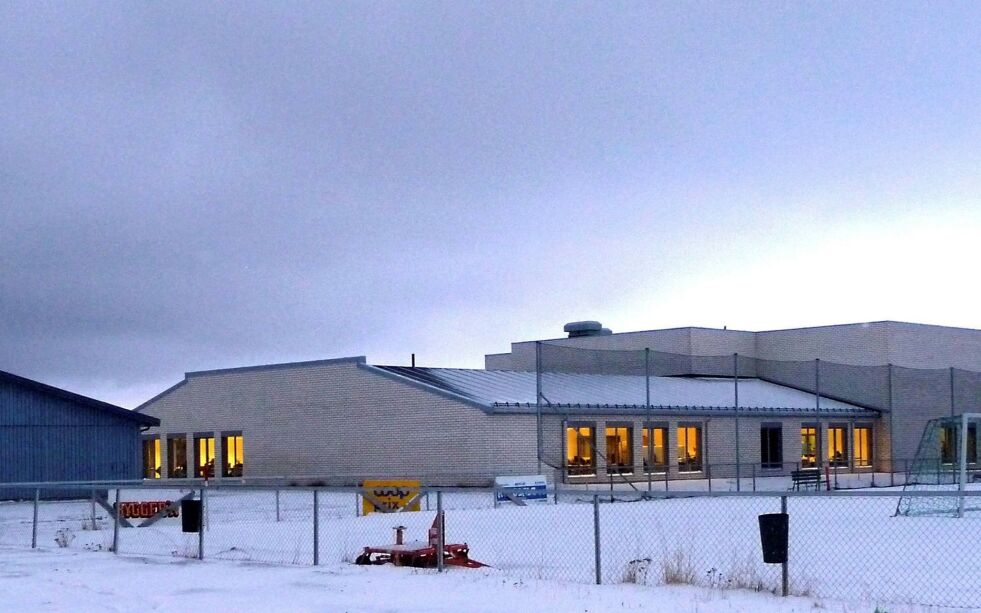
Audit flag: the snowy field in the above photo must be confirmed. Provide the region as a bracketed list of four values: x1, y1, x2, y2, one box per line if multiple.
[1, 548, 911, 613]
[2, 486, 980, 611]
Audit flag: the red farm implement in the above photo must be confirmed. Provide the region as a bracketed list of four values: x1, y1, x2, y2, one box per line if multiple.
[354, 511, 486, 569]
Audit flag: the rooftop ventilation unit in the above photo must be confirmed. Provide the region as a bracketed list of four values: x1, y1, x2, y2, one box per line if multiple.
[563, 321, 613, 338]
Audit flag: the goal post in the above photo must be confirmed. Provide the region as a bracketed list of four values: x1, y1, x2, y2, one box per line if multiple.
[897, 413, 981, 518]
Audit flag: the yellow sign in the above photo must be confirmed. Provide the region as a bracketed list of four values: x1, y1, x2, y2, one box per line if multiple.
[361, 479, 422, 515]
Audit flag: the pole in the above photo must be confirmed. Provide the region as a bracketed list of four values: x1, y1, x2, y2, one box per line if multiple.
[734, 353, 741, 492]
[436, 491, 444, 573]
[198, 488, 205, 560]
[646, 348, 652, 493]
[313, 490, 320, 565]
[536, 341, 543, 474]
[815, 359, 822, 473]
[888, 364, 895, 487]
[90, 489, 97, 530]
[32, 488, 39, 549]
[593, 494, 602, 585]
[276, 489, 281, 521]
[958, 413, 968, 518]
[781, 495, 789, 597]
[112, 489, 120, 554]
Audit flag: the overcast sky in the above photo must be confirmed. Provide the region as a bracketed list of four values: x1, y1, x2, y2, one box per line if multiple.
[2, 2, 980, 408]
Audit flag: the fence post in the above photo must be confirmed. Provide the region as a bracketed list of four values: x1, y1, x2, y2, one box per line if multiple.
[112, 488, 120, 554]
[32, 488, 39, 549]
[707, 463, 712, 492]
[752, 464, 756, 492]
[90, 489, 97, 530]
[436, 491, 444, 573]
[313, 489, 320, 565]
[593, 494, 601, 585]
[276, 489, 281, 522]
[198, 488, 205, 560]
[781, 495, 788, 597]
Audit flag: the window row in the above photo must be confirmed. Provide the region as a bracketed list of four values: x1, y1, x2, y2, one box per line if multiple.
[787, 424, 872, 469]
[566, 425, 701, 476]
[142, 433, 244, 479]
[564, 423, 874, 476]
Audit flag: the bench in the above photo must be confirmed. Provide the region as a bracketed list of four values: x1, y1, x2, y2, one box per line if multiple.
[791, 470, 826, 491]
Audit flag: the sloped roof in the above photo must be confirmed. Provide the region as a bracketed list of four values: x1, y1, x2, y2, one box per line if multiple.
[371, 366, 878, 417]
[0, 369, 159, 426]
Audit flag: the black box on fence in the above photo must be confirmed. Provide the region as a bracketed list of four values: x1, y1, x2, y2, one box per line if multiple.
[181, 499, 201, 533]
[758, 513, 788, 564]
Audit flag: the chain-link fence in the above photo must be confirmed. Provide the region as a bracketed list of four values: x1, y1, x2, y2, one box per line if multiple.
[1, 481, 979, 608]
[530, 343, 981, 491]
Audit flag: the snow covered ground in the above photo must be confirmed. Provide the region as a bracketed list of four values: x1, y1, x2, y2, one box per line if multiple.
[0, 548, 947, 612]
[2, 486, 979, 611]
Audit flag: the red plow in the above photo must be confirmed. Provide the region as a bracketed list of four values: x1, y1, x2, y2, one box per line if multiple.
[355, 511, 486, 569]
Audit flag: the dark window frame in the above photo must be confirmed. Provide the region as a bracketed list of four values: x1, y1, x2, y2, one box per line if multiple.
[141, 436, 161, 479]
[565, 421, 597, 476]
[760, 423, 783, 470]
[828, 423, 849, 468]
[166, 434, 187, 479]
[854, 424, 874, 468]
[221, 431, 245, 478]
[642, 421, 669, 473]
[677, 422, 703, 473]
[193, 432, 216, 479]
[604, 423, 634, 474]
[800, 424, 820, 469]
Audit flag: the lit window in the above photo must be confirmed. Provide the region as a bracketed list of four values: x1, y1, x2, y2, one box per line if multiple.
[142, 437, 161, 479]
[194, 434, 216, 478]
[643, 426, 667, 472]
[222, 433, 245, 477]
[677, 425, 702, 472]
[854, 427, 873, 467]
[605, 426, 633, 474]
[760, 425, 783, 470]
[566, 425, 596, 476]
[828, 426, 848, 467]
[940, 426, 955, 465]
[801, 427, 818, 469]
[167, 435, 187, 478]
[970, 425, 978, 465]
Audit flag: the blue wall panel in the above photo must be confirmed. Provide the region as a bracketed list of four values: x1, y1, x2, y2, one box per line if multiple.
[0, 379, 146, 499]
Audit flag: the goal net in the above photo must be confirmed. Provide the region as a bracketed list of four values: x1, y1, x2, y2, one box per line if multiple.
[896, 413, 981, 517]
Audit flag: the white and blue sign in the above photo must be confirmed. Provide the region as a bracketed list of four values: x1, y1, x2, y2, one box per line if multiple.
[494, 475, 548, 506]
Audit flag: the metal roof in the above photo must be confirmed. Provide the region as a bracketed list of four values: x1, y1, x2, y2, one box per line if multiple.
[372, 366, 878, 417]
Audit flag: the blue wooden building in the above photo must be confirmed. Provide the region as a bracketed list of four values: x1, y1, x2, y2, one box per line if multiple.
[0, 369, 159, 499]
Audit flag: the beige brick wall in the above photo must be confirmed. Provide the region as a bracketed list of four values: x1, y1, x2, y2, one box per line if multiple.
[140, 359, 539, 485]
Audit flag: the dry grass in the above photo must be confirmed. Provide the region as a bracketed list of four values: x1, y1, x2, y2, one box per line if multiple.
[660, 549, 696, 585]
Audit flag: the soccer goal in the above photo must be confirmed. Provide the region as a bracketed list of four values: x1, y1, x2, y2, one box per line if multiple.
[896, 413, 981, 517]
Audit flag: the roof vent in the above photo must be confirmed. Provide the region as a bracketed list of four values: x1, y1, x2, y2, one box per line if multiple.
[563, 321, 613, 338]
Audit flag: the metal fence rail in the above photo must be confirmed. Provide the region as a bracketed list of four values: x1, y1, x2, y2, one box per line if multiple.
[1, 482, 979, 608]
